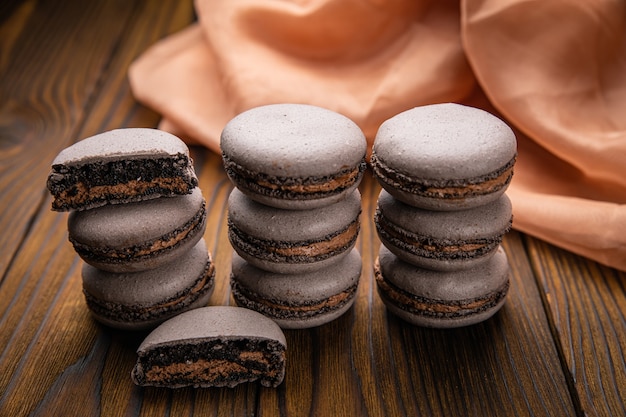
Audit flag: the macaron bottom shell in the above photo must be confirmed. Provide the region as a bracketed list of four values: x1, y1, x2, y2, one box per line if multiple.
[374, 246, 510, 328]
[87, 289, 214, 332]
[231, 283, 358, 330]
[82, 239, 216, 331]
[376, 284, 508, 328]
[230, 250, 362, 329]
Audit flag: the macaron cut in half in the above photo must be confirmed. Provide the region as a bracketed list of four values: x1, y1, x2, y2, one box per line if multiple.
[132, 306, 287, 388]
[227, 188, 361, 274]
[375, 189, 513, 271]
[220, 103, 367, 210]
[230, 249, 362, 329]
[374, 245, 510, 328]
[68, 187, 206, 272]
[370, 103, 517, 211]
[82, 239, 215, 331]
[47, 128, 198, 211]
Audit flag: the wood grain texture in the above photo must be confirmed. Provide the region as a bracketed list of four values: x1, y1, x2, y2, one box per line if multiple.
[524, 236, 626, 417]
[1, 1, 625, 416]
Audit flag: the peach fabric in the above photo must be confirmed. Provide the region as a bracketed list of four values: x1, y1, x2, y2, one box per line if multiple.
[129, 0, 626, 271]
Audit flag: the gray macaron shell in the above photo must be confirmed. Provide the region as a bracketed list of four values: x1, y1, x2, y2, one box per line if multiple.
[377, 245, 510, 328]
[373, 103, 516, 180]
[228, 188, 361, 273]
[376, 190, 512, 270]
[372, 103, 516, 210]
[82, 239, 214, 331]
[231, 249, 361, 329]
[51, 128, 192, 166]
[221, 103, 366, 178]
[68, 187, 206, 272]
[136, 306, 287, 352]
[220, 104, 367, 209]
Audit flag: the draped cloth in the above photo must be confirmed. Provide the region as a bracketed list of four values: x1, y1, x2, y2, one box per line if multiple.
[128, 0, 626, 271]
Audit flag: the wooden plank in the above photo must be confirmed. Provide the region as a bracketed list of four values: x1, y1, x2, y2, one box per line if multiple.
[0, 0, 140, 281]
[0, 1, 195, 415]
[524, 236, 626, 417]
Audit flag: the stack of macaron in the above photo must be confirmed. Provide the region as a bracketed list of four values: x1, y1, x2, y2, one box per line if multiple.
[46, 128, 215, 331]
[221, 103, 368, 329]
[370, 103, 517, 328]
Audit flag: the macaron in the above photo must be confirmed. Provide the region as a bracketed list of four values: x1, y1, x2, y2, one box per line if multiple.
[47, 128, 198, 211]
[374, 245, 510, 328]
[370, 103, 517, 211]
[131, 306, 287, 388]
[227, 188, 361, 274]
[82, 239, 215, 331]
[375, 189, 512, 271]
[230, 249, 361, 329]
[68, 187, 206, 272]
[220, 103, 367, 210]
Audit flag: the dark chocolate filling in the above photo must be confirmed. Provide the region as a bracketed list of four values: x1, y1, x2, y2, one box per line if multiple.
[369, 152, 516, 199]
[222, 153, 366, 200]
[83, 261, 215, 323]
[132, 338, 286, 388]
[47, 155, 197, 211]
[374, 262, 510, 319]
[374, 209, 512, 260]
[70, 201, 206, 265]
[230, 278, 358, 320]
[227, 218, 359, 264]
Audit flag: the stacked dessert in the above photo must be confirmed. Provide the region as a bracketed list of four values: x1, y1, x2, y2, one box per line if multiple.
[46, 128, 215, 331]
[220, 104, 368, 329]
[370, 104, 517, 328]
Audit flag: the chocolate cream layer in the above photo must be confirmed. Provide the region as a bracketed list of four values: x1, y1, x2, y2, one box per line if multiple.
[223, 154, 366, 201]
[370, 152, 516, 200]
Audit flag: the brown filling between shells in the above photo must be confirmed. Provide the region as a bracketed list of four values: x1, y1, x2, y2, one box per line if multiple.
[370, 153, 516, 199]
[374, 209, 511, 259]
[145, 354, 276, 383]
[53, 177, 194, 210]
[255, 168, 361, 194]
[222, 154, 366, 199]
[231, 278, 357, 320]
[228, 219, 359, 263]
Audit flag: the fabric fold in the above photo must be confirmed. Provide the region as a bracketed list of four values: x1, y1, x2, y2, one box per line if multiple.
[128, 0, 626, 271]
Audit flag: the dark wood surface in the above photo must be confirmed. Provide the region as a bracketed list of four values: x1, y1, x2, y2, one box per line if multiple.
[1, 1, 624, 416]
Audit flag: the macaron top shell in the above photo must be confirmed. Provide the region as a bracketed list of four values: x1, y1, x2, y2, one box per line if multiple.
[231, 249, 361, 301]
[52, 128, 191, 166]
[220, 103, 367, 178]
[137, 306, 287, 352]
[372, 103, 516, 180]
[376, 189, 512, 240]
[82, 239, 211, 306]
[68, 187, 204, 247]
[377, 245, 510, 301]
[227, 188, 361, 241]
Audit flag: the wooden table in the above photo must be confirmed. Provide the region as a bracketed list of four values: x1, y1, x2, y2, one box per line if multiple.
[1, 2, 624, 416]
